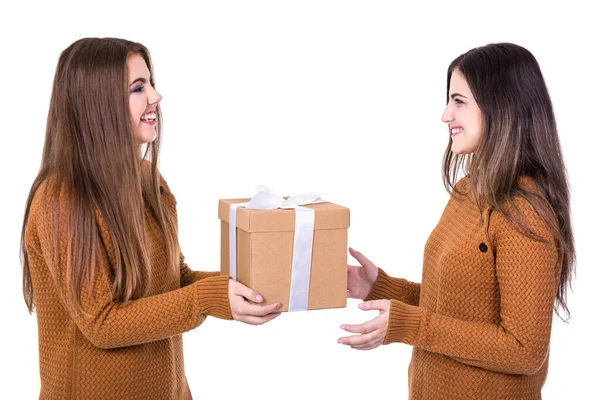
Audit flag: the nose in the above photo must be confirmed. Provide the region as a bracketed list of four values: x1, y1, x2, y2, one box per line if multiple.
[441, 102, 453, 123]
[148, 85, 162, 105]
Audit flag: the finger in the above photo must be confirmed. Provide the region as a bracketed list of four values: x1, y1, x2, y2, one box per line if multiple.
[340, 318, 380, 334]
[337, 330, 380, 346]
[347, 265, 364, 285]
[346, 288, 360, 300]
[232, 281, 264, 303]
[239, 312, 281, 326]
[348, 248, 375, 269]
[346, 266, 361, 293]
[239, 301, 282, 317]
[351, 342, 382, 351]
[358, 300, 390, 312]
[351, 330, 386, 349]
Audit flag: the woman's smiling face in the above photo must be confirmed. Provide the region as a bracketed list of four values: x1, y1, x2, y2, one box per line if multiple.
[441, 69, 483, 155]
[127, 53, 162, 144]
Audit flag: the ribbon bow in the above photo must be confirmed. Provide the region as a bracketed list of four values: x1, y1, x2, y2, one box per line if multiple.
[247, 185, 325, 209]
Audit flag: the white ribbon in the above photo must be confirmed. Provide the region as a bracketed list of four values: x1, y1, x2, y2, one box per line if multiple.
[228, 186, 325, 311]
[228, 202, 248, 281]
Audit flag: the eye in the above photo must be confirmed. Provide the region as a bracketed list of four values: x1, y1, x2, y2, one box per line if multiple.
[131, 85, 144, 94]
[454, 98, 464, 105]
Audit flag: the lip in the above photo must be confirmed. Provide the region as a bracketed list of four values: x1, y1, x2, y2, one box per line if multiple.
[140, 109, 157, 125]
[449, 125, 463, 137]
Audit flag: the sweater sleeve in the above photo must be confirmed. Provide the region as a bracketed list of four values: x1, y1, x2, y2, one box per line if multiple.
[28, 184, 233, 350]
[383, 200, 560, 376]
[180, 253, 222, 287]
[364, 268, 421, 306]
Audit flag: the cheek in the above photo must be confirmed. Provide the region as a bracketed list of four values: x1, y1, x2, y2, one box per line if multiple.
[129, 98, 145, 122]
[464, 110, 477, 129]
[473, 111, 484, 137]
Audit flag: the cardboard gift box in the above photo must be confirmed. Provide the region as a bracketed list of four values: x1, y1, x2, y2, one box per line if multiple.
[218, 198, 350, 311]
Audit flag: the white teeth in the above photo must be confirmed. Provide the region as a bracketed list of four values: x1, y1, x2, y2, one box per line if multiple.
[141, 112, 157, 121]
[451, 128, 463, 134]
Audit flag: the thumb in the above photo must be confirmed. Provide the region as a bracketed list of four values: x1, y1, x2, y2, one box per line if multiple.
[358, 299, 390, 312]
[232, 280, 263, 303]
[349, 247, 376, 270]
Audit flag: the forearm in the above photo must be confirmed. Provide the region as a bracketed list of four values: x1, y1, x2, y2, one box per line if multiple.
[76, 275, 232, 349]
[384, 299, 553, 375]
[364, 268, 421, 305]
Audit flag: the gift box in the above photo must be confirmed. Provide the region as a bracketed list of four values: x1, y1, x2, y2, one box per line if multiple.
[218, 192, 350, 311]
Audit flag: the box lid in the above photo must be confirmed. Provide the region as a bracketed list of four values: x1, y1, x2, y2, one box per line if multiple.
[218, 198, 350, 233]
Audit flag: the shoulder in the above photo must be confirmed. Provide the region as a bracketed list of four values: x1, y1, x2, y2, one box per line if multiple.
[158, 174, 174, 197]
[29, 175, 108, 234]
[29, 176, 70, 225]
[446, 177, 476, 208]
[489, 182, 554, 244]
[507, 176, 548, 224]
[453, 176, 471, 193]
[157, 172, 178, 208]
[143, 165, 178, 216]
[26, 176, 74, 253]
[516, 175, 538, 190]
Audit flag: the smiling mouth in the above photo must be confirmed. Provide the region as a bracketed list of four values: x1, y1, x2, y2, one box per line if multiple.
[450, 127, 463, 136]
[141, 111, 157, 122]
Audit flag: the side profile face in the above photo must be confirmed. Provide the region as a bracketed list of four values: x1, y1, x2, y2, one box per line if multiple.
[127, 53, 162, 144]
[441, 69, 483, 155]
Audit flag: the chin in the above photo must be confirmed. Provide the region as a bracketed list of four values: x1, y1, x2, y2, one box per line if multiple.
[451, 146, 463, 155]
[451, 143, 476, 155]
[136, 130, 157, 145]
[454, 150, 476, 156]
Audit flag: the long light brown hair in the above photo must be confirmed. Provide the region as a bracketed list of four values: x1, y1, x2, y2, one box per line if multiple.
[21, 38, 180, 313]
[442, 43, 575, 318]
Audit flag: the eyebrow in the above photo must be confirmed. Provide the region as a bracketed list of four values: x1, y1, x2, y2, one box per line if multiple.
[450, 92, 468, 99]
[129, 77, 147, 86]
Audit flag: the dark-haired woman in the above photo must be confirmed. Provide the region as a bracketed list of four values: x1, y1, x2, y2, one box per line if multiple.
[21, 37, 281, 400]
[338, 43, 575, 400]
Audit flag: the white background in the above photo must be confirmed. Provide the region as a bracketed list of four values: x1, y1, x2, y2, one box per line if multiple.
[1, 1, 598, 398]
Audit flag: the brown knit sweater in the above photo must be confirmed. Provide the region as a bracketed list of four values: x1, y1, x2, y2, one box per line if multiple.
[25, 177, 233, 400]
[366, 178, 560, 400]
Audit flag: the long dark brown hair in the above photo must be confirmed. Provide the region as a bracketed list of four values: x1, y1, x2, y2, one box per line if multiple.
[442, 43, 575, 319]
[21, 38, 180, 313]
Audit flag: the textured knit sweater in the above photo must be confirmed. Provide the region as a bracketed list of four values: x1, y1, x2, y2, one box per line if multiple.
[25, 177, 233, 400]
[366, 177, 560, 400]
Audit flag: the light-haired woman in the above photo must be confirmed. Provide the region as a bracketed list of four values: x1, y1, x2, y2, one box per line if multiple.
[21, 37, 281, 400]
